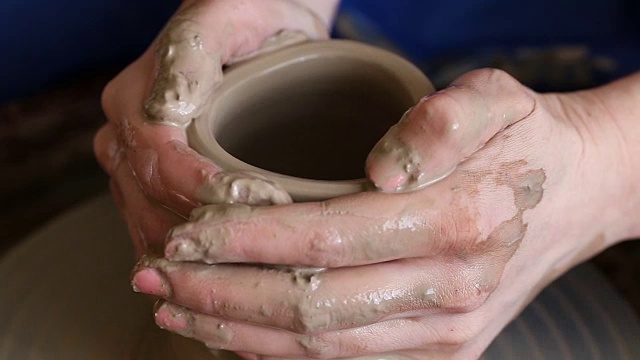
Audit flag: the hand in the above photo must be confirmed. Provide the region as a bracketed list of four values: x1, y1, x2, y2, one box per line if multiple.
[132, 69, 640, 359]
[94, 0, 331, 258]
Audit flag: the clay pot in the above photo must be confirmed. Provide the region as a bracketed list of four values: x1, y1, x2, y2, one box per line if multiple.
[188, 39, 434, 201]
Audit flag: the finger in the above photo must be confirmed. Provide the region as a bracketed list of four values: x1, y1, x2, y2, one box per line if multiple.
[94, 124, 123, 177]
[112, 155, 184, 258]
[103, 50, 227, 214]
[132, 256, 492, 335]
[153, 300, 472, 359]
[165, 156, 544, 268]
[366, 68, 537, 192]
[104, 44, 292, 217]
[164, 181, 468, 266]
[144, 0, 329, 127]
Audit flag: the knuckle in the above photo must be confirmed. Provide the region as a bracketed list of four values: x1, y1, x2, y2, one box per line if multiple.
[427, 320, 480, 348]
[462, 68, 519, 90]
[304, 229, 345, 267]
[418, 92, 467, 142]
[447, 279, 492, 313]
[432, 211, 480, 253]
[94, 125, 125, 175]
[440, 329, 475, 347]
[440, 317, 484, 347]
[292, 297, 332, 335]
[473, 67, 510, 82]
[101, 78, 118, 120]
[296, 334, 336, 359]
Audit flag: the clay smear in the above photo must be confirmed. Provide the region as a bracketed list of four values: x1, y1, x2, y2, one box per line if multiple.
[144, 0, 312, 128]
[145, 2, 221, 128]
[167, 171, 291, 263]
[198, 171, 292, 206]
[368, 110, 455, 192]
[156, 301, 234, 348]
[466, 161, 547, 295]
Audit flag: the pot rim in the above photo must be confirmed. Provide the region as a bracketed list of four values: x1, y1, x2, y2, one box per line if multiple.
[187, 39, 434, 201]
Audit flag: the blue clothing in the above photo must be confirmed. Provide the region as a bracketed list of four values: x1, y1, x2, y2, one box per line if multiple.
[1, 0, 178, 102]
[336, 0, 640, 90]
[1, 0, 638, 101]
[338, 0, 639, 59]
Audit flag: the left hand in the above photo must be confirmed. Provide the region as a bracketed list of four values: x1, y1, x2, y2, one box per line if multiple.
[131, 69, 640, 359]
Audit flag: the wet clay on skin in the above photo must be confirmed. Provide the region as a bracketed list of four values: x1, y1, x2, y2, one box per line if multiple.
[144, 0, 318, 129]
[144, 2, 221, 128]
[197, 171, 292, 206]
[459, 160, 547, 293]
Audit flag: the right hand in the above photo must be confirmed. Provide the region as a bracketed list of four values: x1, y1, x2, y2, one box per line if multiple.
[94, 0, 329, 258]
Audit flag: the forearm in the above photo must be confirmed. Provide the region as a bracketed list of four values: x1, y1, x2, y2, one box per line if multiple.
[592, 72, 640, 147]
[587, 71, 640, 240]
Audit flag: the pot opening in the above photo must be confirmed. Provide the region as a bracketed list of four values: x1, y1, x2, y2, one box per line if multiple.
[215, 56, 415, 181]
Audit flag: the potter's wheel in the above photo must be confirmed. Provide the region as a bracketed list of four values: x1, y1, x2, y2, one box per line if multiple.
[0, 195, 639, 359]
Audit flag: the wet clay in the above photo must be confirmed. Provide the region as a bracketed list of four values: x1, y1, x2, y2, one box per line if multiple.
[367, 110, 456, 191]
[488, 164, 546, 248]
[165, 204, 255, 263]
[167, 170, 292, 264]
[215, 58, 414, 181]
[145, 2, 221, 128]
[144, 0, 320, 129]
[462, 160, 546, 250]
[197, 170, 292, 206]
[156, 301, 234, 348]
[461, 161, 547, 294]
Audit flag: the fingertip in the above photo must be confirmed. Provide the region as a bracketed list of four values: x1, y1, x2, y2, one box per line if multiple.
[365, 127, 424, 192]
[365, 150, 410, 192]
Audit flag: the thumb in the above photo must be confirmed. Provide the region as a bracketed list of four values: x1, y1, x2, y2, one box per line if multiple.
[143, 1, 221, 128]
[144, 0, 328, 127]
[366, 68, 538, 192]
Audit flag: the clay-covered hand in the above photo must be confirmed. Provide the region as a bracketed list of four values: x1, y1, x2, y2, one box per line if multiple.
[94, 0, 333, 257]
[132, 69, 640, 359]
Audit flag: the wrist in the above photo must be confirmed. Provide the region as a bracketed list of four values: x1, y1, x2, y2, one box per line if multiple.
[576, 72, 640, 242]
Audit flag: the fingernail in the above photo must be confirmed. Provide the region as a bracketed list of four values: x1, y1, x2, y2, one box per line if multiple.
[154, 301, 191, 334]
[131, 267, 172, 297]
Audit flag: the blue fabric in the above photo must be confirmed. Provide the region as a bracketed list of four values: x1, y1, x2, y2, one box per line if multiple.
[335, 0, 639, 90]
[1, 0, 638, 101]
[338, 0, 639, 59]
[1, 0, 179, 102]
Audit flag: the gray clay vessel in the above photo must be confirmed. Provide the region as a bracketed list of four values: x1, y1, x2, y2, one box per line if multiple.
[187, 39, 435, 201]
